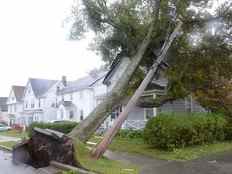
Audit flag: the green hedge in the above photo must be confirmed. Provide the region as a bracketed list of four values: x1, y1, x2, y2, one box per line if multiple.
[117, 129, 143, 139]
[28, 121, 78, 137]
[144, 113, 227, 150]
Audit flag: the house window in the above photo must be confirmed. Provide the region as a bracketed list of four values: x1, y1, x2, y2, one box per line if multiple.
[111, 106, 122, 120]
[70, 94, 73, 101]
[31, 101, 35, 108]
[80, 110, 84, 121]
[69, 111, 74, 119]
[145, 108, 154, 120]
[25, 101, 28, 108]
[38, 99, 41, 108]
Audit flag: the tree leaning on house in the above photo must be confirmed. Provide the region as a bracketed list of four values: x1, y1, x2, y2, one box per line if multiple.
[69, 0, 232, 145]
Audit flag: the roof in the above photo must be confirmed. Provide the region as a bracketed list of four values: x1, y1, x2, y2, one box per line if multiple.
[0, 97, 8, 112]
[29, 78, 58, 97]
[12, 86, 25, 102]
[60, 71, 107, 94]
[103, 53, 123, 85]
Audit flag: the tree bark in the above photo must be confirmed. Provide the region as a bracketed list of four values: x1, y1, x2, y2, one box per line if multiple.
[68, 21, 156, 142]
[92, 21, 183, 159]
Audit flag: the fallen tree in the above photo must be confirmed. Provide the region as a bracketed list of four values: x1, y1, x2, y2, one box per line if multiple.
[12, 0, 232, 170]
[92, 20, 183, 158]
[68, 0, 162, 142]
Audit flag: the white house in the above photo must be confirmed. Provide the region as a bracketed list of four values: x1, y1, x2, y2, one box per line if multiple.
[21, 78, 65, 125]
[56, 71, 107, 122]
[7, 86, 25, 125]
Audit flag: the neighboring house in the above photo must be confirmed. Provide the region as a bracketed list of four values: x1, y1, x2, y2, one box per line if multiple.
[102, 55, 206, 130]
[0, 97, 9, 124]
[0, 97, 8, 112]
[56, 71, 107, 122]
[22, 78, 64, 125]
[102, 56, 162, 130]
[7, 86, 25, 125]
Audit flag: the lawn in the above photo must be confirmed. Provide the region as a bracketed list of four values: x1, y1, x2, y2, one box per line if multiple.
[0, 130, 28, 139]
[108, 137, 232, 161]
[75, 140, 138, 174]
[0, 141, 17, 149]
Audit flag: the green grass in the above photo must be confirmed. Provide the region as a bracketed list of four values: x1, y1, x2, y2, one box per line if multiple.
[0, 130, 28, 139]
[74, 140, 138, 174]
[108, 137, 232, 161]
[0, 141, 17, 149]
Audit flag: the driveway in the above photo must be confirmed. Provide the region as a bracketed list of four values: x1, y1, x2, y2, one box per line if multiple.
[105, 150, 232, 174]
[0, 150, 36, 174]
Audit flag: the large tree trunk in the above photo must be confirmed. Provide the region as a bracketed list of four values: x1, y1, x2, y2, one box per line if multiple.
[68, 22, 156, 142]
[92, 21, 183, 159]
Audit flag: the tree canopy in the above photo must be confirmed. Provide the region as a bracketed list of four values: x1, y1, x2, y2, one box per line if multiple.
[70, 0, 232, 116]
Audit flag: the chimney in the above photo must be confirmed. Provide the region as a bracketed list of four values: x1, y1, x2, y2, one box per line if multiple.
[62, 76, 67, 87]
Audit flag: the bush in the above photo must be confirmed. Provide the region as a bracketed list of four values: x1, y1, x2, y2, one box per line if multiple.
[117, 129, 143, 139]
[224, 121, 232, 140]
[28, 121, 78, 137]
[144, 113, 227, 150]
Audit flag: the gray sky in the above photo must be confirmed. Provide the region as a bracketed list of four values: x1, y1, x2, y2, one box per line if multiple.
[0, 0, 103, 96]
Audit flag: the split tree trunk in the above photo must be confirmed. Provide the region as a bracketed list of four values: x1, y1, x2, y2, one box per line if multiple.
[68, 22, 156, 142]
[92, 21, 183, 159]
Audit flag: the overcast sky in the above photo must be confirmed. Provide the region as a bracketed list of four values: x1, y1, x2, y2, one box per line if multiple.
[0, 0, 103, 96]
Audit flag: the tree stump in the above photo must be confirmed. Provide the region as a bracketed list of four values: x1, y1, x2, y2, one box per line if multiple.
[13, 128, 82, 168]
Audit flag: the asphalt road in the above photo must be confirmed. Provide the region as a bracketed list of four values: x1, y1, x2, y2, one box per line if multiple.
[0, 150, 36, 174]
[105, 150, 232, 174]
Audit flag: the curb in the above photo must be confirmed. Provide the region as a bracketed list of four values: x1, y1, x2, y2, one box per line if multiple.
[50, 161, 97, 174]
[0, 144, 12, 152]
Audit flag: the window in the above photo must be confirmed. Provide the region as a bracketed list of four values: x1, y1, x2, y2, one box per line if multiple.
[69, 111, 74, 119]
[38, 99, 41, 108]
[31, 100, 35, 108]
[80, 110, 84, 121]
[70, 94, 73, 101]
[25, 101, 28, 108]
[145, 108, 154, 120]
[110, 106, 122, 120]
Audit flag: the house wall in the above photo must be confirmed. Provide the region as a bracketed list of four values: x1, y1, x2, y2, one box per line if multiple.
[7, 89, 24, 115]
[23, 83, 40, 111]
[158, 98, 206, 113]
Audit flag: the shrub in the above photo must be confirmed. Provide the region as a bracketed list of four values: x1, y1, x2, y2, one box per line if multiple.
[117, 129, 143, 139]
[224, 121, 232, 140]
[28, 121, 78, 137]
[144, 113, 227, 150]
